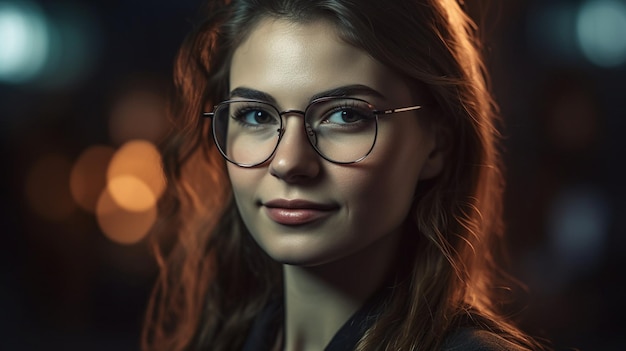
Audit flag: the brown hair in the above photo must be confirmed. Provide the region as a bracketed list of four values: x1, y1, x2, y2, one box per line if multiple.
[142, 0, 546, 350]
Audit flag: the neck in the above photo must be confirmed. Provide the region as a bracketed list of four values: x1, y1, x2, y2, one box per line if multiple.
[281, 229, 403, 351]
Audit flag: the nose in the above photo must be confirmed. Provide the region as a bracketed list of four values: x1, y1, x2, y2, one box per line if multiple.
[269, 113, 321, 182]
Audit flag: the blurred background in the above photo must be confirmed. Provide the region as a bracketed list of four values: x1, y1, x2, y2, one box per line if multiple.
[1, 0, 624, 350]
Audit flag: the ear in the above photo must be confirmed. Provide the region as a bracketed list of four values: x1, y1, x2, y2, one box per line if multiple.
[419, 123, 450, 180]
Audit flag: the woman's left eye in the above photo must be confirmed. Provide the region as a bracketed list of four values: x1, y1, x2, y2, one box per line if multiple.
[324, 109, 367, 124]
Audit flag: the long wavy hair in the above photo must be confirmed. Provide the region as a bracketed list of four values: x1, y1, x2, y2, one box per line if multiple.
[142, 0, 545, 350]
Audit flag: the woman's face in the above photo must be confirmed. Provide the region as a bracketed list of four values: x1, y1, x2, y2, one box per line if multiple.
[227, 18, 443, 267]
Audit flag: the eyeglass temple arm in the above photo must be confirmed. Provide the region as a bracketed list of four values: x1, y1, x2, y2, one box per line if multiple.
[374, 105, 422, 116]
[202, 105, 422, 119]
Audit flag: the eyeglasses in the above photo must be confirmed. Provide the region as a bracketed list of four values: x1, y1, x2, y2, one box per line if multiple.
[202, 96, 422, 167]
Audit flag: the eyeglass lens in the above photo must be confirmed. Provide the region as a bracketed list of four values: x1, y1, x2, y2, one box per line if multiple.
[212, 98, 377, 166]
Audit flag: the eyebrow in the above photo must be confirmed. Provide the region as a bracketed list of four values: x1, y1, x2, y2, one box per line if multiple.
[229, 88, 277, 104]
[229, 84, 387, 105]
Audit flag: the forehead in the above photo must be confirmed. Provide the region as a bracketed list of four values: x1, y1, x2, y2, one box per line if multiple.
[229, 18, 410, 107]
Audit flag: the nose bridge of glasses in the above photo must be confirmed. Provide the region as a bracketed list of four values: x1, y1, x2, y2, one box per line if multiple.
[278, 109, 306, 118]
[277, 109, 317, 143]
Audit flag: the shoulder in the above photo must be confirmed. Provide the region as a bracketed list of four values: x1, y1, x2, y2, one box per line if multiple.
[442, 328, 533, 351]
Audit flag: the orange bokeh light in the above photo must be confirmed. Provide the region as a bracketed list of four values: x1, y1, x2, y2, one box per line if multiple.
[107, 175, 156, 212]
[69, 145, 115, 213]
[106, 140, 165, 212]
[96, 187, 157, 245]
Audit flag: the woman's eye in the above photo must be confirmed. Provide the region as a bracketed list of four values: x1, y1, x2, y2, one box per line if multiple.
[324, 109, 366, 124]
[234, 109, 278, 126]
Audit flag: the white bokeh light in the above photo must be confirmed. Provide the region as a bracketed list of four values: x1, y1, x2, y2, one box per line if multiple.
[577, 0, 626, 67]
[0, 1, 48, 83]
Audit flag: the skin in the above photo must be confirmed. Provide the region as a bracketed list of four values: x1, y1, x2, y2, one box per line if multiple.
[228, 18, 445, 351]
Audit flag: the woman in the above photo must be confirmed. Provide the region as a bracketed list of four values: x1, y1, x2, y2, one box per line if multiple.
[142, 0, 549, 350]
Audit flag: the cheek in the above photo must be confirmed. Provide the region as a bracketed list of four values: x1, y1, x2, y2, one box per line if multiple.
[342, 128, 430, 227]
[334, 160, 420, 234]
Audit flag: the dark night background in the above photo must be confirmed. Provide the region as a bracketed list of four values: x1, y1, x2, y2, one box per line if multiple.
[1, 0, 624, 350]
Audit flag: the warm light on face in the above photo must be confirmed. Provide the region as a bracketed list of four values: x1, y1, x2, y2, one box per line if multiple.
[227, 19, 439, 266]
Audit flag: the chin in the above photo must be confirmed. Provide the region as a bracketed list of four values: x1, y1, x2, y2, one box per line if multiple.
[261, 242, 346, 268]
[265, 249, 328, 267]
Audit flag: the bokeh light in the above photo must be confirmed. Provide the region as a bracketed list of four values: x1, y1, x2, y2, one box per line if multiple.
[69, 145, 115, 213]
[24, 153, 76, 221]
[5, 1, 625, 349]
[0, 0, 98, 87]
[0, 0, 49, 83]
[95, 140, 164, 245]
[107, 175, 156, 212]
[106, 140, 165, 212]
[95, 186, 157, 245]
[37, 2, 99, 89]
[577, 0, 626, 67]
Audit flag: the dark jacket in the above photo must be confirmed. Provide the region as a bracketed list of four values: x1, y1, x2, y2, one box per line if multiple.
[242, 296, 528, 351]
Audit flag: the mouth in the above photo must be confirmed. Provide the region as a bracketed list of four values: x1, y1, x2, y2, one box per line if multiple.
[262, 199, 339, 226]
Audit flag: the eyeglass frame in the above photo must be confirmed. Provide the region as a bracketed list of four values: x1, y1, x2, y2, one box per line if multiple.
[202, 96, 423, 167]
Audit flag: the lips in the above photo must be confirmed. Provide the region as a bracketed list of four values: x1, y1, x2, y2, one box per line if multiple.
[262, 199, 338, 226]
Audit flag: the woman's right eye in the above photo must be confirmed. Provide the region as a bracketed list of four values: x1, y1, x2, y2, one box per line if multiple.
[233, 109, 278, 126]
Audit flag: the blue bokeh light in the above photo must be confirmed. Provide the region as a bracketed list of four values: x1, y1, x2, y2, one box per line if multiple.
[0, 0, 99, 87]
[0, 1, 49, 83]
[577, 0, 626, 67]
